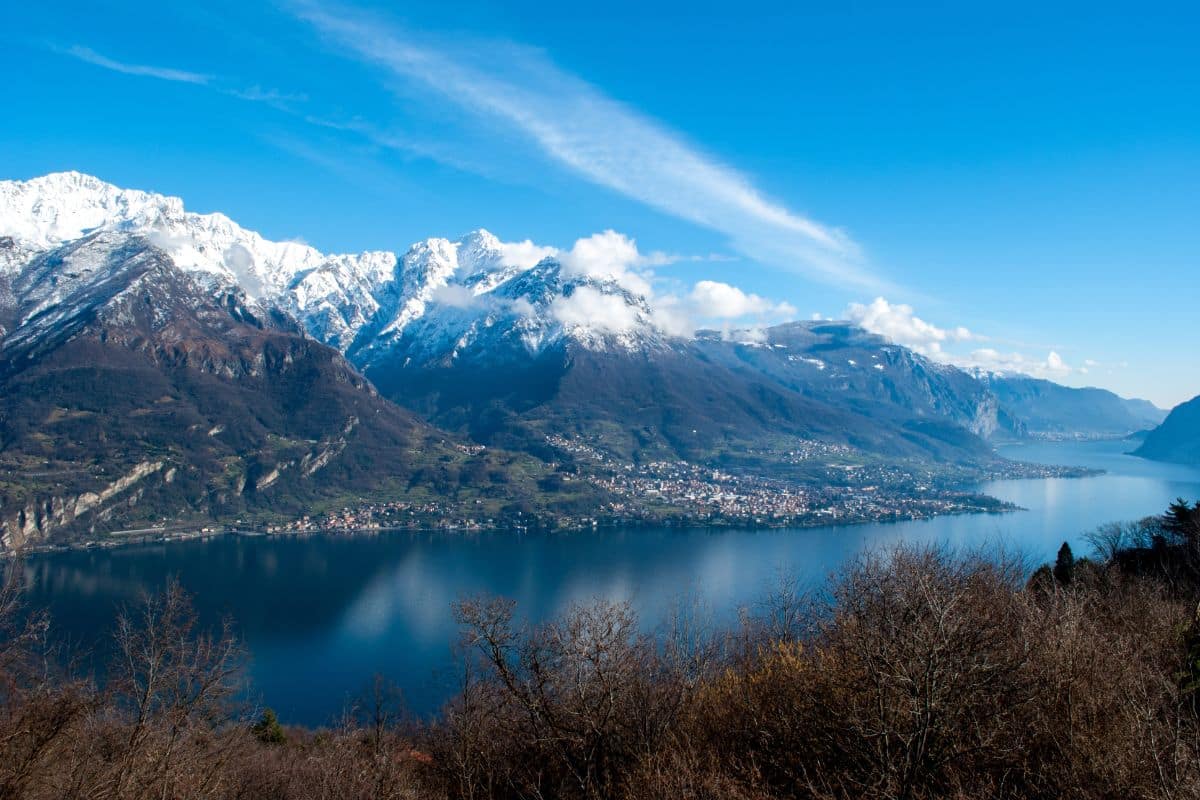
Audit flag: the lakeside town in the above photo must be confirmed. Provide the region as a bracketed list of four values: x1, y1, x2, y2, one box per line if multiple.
[7, 435, 1102, 556]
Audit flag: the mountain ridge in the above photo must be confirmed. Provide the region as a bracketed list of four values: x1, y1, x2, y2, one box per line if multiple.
[0, 173, 1167, 442]
[0, 172, 551, 356]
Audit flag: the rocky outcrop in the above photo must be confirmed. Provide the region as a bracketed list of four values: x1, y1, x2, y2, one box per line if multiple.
[1, 460, 163, 551]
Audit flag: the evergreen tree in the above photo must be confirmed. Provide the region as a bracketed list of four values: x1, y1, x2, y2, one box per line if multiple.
[1053, 542, 1075, 585]
[251, 707, 286, 744]
[1162, 498, 1200, 544]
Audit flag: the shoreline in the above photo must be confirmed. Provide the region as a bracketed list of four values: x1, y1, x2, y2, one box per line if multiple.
[3, 455, 1108, 560]
[3, 500, 1026, 560]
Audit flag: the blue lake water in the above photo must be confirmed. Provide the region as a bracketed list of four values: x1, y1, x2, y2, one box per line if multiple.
[12, 439, 1200, 725]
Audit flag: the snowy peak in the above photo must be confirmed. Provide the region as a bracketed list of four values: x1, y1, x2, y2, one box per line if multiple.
[456, 228, 555, 293]
[0, 173, 555, 356]
[456, 229, 505, 271]
[0, 171, 360, 297]
[0, 171, 184, 253]
[1, 173, 670, 370]
[383, 255, 670, 370]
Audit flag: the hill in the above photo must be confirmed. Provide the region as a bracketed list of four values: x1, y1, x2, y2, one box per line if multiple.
[1134, 394, 1200, 464]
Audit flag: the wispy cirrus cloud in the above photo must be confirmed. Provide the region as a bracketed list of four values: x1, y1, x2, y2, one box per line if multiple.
[62, 45, 213, 85]
[290, 2, 886, 292]
[301, 114, 506, 177]
[56, 44, 304, 111]
[228, 85, 309, 107]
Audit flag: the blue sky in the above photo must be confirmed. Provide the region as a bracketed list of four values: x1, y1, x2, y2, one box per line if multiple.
[2, 0, 1197, 407]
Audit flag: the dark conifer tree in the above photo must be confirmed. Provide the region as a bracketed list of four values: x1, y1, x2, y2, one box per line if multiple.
[251, 708, 286, 744]
[1162, 498, 1200, 544]
[1053, 541, 1075, 585]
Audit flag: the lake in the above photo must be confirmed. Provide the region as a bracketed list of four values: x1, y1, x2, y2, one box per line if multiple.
[11, 439, 1200, 725]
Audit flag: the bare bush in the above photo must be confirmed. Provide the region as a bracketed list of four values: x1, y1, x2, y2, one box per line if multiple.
[0, 557, 99, 799]
[431, 595, 706, 800]
[1085, 519, 1157, 561]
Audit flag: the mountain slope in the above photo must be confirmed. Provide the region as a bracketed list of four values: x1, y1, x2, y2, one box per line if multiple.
[364, 259, 996, 464]
[692, 322, 1016, 439]
[1134, 395, 1200, 464]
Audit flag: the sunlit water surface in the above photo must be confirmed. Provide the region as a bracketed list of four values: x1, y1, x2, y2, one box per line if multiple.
[14, 440, 1200, 724]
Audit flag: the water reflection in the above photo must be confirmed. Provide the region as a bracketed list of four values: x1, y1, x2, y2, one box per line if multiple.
[14, 440, 1200, 724]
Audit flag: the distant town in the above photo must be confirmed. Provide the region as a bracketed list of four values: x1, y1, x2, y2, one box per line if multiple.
[255, 442, 1091, 536]
[11, 435, 1101, 555]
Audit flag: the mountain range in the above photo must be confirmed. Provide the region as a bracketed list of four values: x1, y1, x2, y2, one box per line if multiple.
[0, 172, 1172, 546]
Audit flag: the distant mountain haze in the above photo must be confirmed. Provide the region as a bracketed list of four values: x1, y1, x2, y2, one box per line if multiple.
[976, 374, 1167, 439]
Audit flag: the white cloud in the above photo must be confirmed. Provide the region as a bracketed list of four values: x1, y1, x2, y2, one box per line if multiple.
[689, 280, 795, 319]
[647, 296, 695, 338]
[846, 297, 974, 356]
[561, 230, 639, 277]
[557, 232, 732, 292]
[62, 45, 213, 85]
[496, 239, 558, 270]
[292, 3, 884, 291]
[552, 232, 797, 334]
[432, 283, 479, 309]
[230, 85, 309, 107]
[846, 296, 1093, 380]
[560, 230, 652, 295]
[637, 251, 736, 267]
[550, 285, 642, 334]
[58, 45, 302, 111]
[963, 348, 1076, 379]
[723, 326, 768, 345]
[509, 297, 536, 317]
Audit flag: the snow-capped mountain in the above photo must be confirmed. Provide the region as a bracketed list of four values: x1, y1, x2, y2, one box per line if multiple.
[0, 172, 655, 362]
[0, 171, 352, 293]
[347, 230, 543, 364]
[0, 171, 1077, 550]
[374, 257, 672, 371]
[0, 171, 1165, 464]
[0, 227, 479, 550]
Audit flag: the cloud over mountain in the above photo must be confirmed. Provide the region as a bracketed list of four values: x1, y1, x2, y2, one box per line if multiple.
[846, 296, 1092, 380]
[846, 297, 974, 357]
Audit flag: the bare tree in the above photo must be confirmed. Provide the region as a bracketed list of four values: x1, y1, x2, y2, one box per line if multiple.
[103, 578, 246, 800]
[448, 595, 690, 800]
[1085, 519, 1157, 561]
